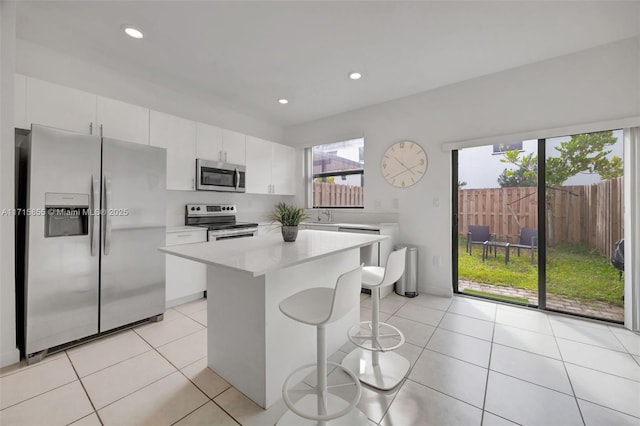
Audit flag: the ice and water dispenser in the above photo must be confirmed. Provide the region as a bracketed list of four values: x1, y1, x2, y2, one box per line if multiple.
[44, 193, 89, 237]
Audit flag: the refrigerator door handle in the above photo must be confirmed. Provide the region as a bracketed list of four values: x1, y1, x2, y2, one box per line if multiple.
[104, 175, 112, 255]
[91, 175, 99, 256]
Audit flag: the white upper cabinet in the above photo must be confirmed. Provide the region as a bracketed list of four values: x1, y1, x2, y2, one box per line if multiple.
[97, 96, 150, 145]
[245, 135, 273, 194]
[245, 135, 295, 195]
[150, 110, 197, 191]
[25, 77, 96, 135]
[222, 129, 246, 166]
[14, 74, 27, 129]
[195, 122, 223, 160]
[196, 124, 245, 166]
[271, 142, 296, 195]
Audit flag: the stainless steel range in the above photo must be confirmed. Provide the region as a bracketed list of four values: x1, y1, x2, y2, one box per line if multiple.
[185, 204, 258, 241]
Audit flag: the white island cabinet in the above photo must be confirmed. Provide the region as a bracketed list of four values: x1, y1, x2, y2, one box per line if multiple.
[160, 230, 386, 408]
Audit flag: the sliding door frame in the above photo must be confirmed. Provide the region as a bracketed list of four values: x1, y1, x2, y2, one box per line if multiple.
[537, 139, 547, 309]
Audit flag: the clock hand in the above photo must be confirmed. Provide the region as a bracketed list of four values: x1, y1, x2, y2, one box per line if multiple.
[393, 157, 417, 175]
[388, 163, 421, 179]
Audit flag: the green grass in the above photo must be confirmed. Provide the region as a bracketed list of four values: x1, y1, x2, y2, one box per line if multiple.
[458, 238, 624, 307]
[462, 288, 529, 304]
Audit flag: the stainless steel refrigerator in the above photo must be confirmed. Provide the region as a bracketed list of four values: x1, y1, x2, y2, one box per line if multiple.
[17, 125, 166, 362]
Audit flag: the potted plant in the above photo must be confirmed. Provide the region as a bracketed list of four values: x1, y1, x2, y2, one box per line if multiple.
[268, 202, 309, 242]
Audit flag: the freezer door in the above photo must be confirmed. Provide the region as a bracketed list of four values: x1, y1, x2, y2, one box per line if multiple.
[100, 138, 167, 331]
[25, 125, 101, 355]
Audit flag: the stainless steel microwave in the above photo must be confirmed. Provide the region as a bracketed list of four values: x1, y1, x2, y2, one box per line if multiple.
[196, 159, 246, 192]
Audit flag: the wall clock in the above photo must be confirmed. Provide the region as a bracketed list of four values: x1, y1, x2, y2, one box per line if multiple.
[381, 140, 428, 188]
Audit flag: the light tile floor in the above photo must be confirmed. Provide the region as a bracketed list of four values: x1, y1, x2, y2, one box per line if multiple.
[1, 294, 640, 425]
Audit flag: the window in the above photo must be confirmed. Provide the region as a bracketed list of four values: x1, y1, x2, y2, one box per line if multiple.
[492, 141, 523, 154]
[310, 138, 364, 208]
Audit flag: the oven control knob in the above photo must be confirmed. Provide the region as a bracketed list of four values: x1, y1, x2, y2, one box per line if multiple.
[196, 207, 201, 211]
[190, 207, 195, 211]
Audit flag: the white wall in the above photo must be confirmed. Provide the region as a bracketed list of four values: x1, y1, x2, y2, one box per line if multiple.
[285, 37, 640, 296]
[0, 1, 20, 367]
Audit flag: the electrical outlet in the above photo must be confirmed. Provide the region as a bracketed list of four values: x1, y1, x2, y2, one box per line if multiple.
[433, 198, 440, 208]
[432, 255, 441, 266]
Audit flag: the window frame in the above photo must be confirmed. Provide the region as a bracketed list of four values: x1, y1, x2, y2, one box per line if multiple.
[307, 138, 365, 209]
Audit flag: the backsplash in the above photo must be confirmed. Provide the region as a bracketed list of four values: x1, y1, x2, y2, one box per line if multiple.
[166, 190, 295, 226]
[305, 209, 399, 225]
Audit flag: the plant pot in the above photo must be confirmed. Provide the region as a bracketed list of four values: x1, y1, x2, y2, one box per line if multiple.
[281, 225, 299, 242]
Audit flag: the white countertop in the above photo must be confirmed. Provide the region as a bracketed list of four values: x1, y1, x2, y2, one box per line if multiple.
[159, 229, 387, 277]
[166, 226, 207, 233]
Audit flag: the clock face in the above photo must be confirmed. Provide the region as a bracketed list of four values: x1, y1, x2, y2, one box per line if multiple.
[381, 141, 428, 188]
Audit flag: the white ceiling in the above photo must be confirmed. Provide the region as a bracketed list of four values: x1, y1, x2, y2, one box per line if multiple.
[15, 1, 640, 127]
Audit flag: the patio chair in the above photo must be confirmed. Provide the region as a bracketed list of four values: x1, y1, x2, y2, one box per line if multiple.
[509, 227, 538, 263]
[467, 225, 494, 256]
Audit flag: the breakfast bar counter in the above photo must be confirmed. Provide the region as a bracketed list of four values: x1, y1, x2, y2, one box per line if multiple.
[160, 230, 386, 408]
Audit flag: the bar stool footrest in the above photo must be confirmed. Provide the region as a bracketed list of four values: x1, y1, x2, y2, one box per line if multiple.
[347, 321, 406, 352]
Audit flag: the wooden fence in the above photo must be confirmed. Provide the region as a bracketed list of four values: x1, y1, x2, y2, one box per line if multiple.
[313, 182, 363, 207]
[458, 177, 624, 258]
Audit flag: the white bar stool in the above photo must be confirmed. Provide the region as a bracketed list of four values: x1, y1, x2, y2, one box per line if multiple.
[341, 247, 410, 390]
[277, 266, 369, 426]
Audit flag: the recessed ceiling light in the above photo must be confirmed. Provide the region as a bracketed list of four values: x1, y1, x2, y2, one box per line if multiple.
[122, 25, 144, 39]
[349, 72, 362, 80]
[278, 98, 289, 105]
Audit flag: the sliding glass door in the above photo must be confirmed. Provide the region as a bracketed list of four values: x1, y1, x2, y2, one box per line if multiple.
[543, 130, 624, 322]
[454, 129, 624, 323]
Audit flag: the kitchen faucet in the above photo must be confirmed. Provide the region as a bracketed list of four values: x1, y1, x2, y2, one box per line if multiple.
[318, 209, 332, 223]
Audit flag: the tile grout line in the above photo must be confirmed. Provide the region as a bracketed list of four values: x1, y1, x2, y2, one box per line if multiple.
[167, 400, 210, 426]
[375, 298, 450, 425]
[132, 318, 205, 349]
[64, 351, 104, 426]
[548, 312, 587, 426]
[480, 305, 497, 425]
[137, 319, 242, 426]
[0, 358, 79, 412]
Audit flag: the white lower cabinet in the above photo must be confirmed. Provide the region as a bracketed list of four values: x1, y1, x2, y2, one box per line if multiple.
[165, 228, 207, 306]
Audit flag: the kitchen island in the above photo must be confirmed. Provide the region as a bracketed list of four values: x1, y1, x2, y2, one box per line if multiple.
[160, 229, 387, 408]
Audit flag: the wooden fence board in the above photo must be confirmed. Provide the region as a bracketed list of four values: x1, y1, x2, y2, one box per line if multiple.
[458, 177, 623, 257]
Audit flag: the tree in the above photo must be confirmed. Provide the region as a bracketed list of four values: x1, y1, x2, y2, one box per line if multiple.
[497, 152, 537, 187]
[497, 131, 622, 188]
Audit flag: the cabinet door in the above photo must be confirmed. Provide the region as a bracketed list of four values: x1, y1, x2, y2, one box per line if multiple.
[222, 129, 246, 165]
[196, 122, 223, 161]
[97, 96, 149, 145]
[26, 77, 96, 134]
[165, 230, 207, 305]
[271, 142, 296, 195]
[245, 135, 272, 194]
[150, 110, 197, 190]
[15, 74, 27, 129]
